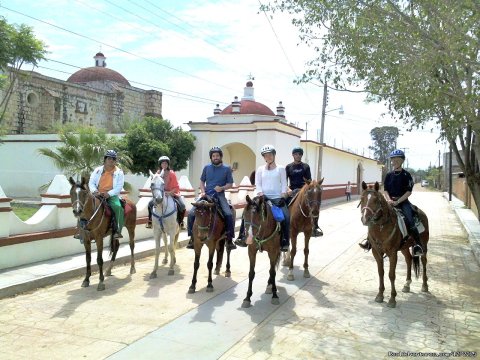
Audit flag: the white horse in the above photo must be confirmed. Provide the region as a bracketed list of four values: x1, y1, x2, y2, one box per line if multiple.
[149, 170, 180, 278]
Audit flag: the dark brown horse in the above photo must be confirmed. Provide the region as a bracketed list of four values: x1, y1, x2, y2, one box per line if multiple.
[286, 179, 324, 281]
[188, 196, 234, 293]
[69, 177, 137, 291]
[241, 195, 281, 308]
[360, 181, 429, 308]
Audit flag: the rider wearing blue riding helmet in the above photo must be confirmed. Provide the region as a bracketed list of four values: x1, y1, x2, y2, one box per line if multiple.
[359, 149, 423, 256]
[286, 146, 323, 237]
[186, 146, 236, 250]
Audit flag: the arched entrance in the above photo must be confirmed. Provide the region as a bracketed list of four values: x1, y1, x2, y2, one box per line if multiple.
[221, 142, 256, 185]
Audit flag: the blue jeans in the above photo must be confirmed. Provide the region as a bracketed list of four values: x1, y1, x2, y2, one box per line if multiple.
[269, 198, 290, 248]
[187, 193, 234, 239]
[395, 200, 414, 228]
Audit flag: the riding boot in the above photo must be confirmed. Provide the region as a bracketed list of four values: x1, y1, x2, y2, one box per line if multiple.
[146, 199, 154, 228]
[409, 226, 423, 257]
[359, 238, 371, 251]
[224, 215, 236, 250]
[235, 219, 248, 247]
[186, 236, 194, 249]
[280, 221, 289, 252]
[226, 237, 237, 250]
[312, 217, 323, 237]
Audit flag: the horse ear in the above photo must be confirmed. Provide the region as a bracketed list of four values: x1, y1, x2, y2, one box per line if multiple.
[68, 176, 75, 186]
[191, 201, 199, 207]
[149, 169, 154, 179]
[362, 181, 367, 190]
[318, 178, 324, 186]
[81, 177, 87, 186]
[246, 195, 252, 204]
[374, 182, 380, 191]
[304, 178, 311, 185]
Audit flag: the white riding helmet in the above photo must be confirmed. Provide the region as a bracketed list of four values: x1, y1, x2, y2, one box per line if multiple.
[158, 155, 170, 164]
[261, 144, 276, 156]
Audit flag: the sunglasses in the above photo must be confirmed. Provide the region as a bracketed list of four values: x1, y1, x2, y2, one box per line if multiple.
[106, 157, 117, 160]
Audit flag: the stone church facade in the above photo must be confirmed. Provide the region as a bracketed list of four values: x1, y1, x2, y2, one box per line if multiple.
[0, 53, 162, 134]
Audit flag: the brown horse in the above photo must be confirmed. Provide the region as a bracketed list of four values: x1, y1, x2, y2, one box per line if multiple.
[241, 195, 281, 308]
[69, 177, 137, 291]
[286, 179, 324, 281]
[188, 196, 234, 293]
[360, 181, 429, 308]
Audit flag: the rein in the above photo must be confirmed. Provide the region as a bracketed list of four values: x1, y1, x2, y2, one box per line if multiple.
[195, 200, 218, 242]
[247, 201, 281, 248]
[152, 196, 177, 232]
[80, 195, 107, 234]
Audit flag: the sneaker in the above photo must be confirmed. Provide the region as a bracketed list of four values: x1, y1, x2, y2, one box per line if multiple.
[280, 244, 289, 252]
[186, 237, 194, 249]
[413, 244, 423, 257]
[359, 239, 371, 251]
[145, 221, 152, 229]
[113, 233, 123, 239]
[235, 236, 248, 247]
[226, 239, 237, 250]
[313, 228, 323, 237]
[73, 233, 81, 239]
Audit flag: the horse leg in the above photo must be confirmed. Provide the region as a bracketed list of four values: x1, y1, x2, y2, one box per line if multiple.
[372, 247, 385, 303]
[387, 252, 398, 308]
[242, 248, 257, 308]
[401, 248, 412, 293]
[287, 232, 298, 281]
[269, 250, 280, 305]
[421, 253, 429, 292]
[188, 250, 201, 294]
[167, 233, 176, 276]
[162, 232, 168, 265]
[96, 237, 105, 291]
[128, 225, 136, 274]
[214, 240, 225, 275]
[303, 234, 311, 278]
[225, 245, 231, 278]
[82, 239, 92, 288]
[150, 230, 161, 279]
[206, 245, 215, 292]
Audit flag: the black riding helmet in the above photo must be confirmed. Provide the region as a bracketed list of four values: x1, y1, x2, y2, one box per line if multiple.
[209, 146, 223, 159]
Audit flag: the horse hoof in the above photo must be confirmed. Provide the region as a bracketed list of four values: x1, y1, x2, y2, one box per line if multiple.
[375, 295, 384, 303]
[149, 272, 157, 279]
[387, 300, 396, 308]
[421, 285, 429, 292]
[206, 286, 214, 293]
[105, 270, 112, 277]
[162, 259, 168, 265]
[130, 267, 136, 275]
[188, 288, 195, 294]
[242, 301, 251, 308]
[303, 270, 310, 278]
[97, 283, 105, 291]
[287, 274, 294, 281]
[214, 269, 220, 275]
[402, 286, 410, 293]
[225, 271, 231, 278]
[168, 269, 174, 276]
[81, 281, 89, 288]
[271, 298, 280, 305]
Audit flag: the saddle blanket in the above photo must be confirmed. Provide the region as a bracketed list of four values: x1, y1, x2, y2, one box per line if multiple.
[394, 209, 425, 238]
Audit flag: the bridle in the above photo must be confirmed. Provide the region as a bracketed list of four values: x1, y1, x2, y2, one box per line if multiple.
[71, 184, 106, 233]
[194, 199, 218, 242]
[244, 198, 280, 248]
[361, 190, 393, 228]
[298, 185, 322, 220]
[151, 176, 176, 231]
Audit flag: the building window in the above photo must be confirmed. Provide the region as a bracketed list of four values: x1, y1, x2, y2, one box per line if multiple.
[26, 92, 39, 107]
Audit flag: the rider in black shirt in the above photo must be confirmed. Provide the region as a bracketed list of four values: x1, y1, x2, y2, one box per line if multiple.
[359, 149, 423, 256]
[286, 146, 323, 237]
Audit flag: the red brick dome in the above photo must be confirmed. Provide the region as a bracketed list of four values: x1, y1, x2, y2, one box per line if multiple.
[67, 67, 130, 86]
[220, 100, 275, 116]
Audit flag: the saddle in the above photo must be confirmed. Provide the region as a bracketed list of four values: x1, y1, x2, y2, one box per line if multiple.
[200, 195, 233, 219]
[102, 197, 133, 218]
[393, 206, 425, 238]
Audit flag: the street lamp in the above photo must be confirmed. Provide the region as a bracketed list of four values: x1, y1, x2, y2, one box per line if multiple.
[317, 81, 344, 180]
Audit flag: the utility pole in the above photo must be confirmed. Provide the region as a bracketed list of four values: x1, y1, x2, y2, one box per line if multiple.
[317, 82, 328, 180]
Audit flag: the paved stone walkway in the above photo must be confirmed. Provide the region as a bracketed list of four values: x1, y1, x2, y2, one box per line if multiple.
[0, 190, 478, 359]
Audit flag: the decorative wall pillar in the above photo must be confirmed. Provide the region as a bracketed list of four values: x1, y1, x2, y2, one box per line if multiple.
[0, 185, 12, 238]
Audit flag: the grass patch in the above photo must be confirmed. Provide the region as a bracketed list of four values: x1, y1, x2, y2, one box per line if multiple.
[12, 204, 39, 221]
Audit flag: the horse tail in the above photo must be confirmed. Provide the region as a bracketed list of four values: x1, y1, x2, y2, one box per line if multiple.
[413, 255, 420, 279]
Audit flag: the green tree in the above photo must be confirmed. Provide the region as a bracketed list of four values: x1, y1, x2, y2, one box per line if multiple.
[369, 126, 399, 166]
[121, 116, 195, 176]
[0, 17, 47, 122]
[38, 125, 132, 182]
[264, 0, 480, 218]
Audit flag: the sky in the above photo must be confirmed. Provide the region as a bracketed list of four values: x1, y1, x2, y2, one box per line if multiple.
[0, 0, 447, 170]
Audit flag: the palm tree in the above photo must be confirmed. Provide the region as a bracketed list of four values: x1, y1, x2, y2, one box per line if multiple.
[38, 125, 132, 187]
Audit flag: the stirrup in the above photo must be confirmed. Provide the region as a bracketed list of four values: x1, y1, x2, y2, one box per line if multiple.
[413, 244, 423, 257]
[313, 228, 323, 237]
[359, 239, 371, 251]
[226, 239, 237, 250]
[113, 232, 123, 239]
[280, 244, 289, 252]
[235, 236, 248, 247]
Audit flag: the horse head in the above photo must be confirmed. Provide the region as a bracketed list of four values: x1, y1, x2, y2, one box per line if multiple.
[69, 176, 90, 217]
[192, 197, 216, 241]
[150, 172, 165, 205]
[300, 178, 324, 217]
[360, 181, 388, 225]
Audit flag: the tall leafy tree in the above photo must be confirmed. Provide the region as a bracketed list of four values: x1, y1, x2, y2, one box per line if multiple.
[121, 116, 195, 176]
[0, 17, 47, 122]
[264, 0, 480, 217]
[369, 126, 399, 173]
[38, 125, 131, 181]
